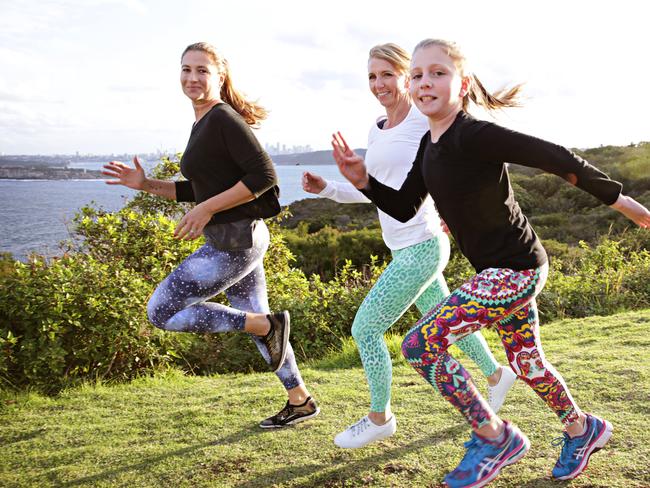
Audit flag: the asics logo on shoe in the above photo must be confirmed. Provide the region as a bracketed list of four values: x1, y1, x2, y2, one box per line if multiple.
[478, 456, 501, 478]
[571, 429, 596, 460]
[573, 444, 590, 460]
[477, 436, 522, 478]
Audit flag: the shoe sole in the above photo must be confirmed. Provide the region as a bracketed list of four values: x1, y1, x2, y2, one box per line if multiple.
[446, 431, 530, 488]
[259, 407, 320, 429]
[271, 311, 290, 373]
[553, 419, 613, 481]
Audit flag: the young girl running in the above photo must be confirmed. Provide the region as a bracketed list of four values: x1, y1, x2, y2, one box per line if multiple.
[332, 38, 649, 487]
[303, 43, 515, 448]
[103, 42, 319, 429]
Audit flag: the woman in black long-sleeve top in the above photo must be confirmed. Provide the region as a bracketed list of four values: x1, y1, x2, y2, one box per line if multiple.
[103, 42, 319, 429]
[332, 38, 649, 487]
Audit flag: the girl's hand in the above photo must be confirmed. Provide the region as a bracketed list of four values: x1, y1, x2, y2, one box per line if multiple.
[611, 194, 650, 228]
[440, 219, 450, 234]
[174, 202, 213, 240]
[302, 171, 326, 194]
[102, 156, 146, 190]
[331, 132, 369, 189]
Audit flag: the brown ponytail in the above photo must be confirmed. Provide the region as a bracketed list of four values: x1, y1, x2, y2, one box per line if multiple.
[413, 38, 523, 112]
[181, 42, 268, 127]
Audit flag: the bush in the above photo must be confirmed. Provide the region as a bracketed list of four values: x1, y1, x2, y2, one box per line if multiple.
[70, 206, 199, 281]
[538, 238, 650, 321]
[0, 253, 189, 392]
[280, 225, 388, 280]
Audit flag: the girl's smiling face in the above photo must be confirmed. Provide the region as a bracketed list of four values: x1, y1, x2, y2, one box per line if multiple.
[409, 45, 468, 119]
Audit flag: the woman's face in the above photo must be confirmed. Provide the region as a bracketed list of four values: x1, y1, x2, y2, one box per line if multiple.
[180, 50, 222, 103]
[409, 45, 467, 119]
[368, 57, 408, 109]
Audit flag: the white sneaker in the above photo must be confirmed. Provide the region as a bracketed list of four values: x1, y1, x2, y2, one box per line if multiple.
[334, 415, 397, 448]
[487, 366, 517, 413]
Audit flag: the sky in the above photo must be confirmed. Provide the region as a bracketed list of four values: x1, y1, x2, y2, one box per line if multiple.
[1, 0, 649, 156]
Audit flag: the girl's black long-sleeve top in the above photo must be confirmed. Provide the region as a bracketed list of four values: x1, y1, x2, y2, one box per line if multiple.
[361, 111, 622, 272]
[174, 103, 281, 224]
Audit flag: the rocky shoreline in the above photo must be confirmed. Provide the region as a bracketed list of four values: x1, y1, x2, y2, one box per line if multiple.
[0, 166, 107, 180]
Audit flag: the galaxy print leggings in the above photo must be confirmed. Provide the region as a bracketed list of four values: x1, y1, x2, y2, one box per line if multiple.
[147, 220, 303, 389]
[352, 235, 500, 413]
[402, 263, 581, 429]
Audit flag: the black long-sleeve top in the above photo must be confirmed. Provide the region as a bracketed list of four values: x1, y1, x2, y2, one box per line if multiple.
[361, 111, 623, 272]
[175, 103, 281, 224]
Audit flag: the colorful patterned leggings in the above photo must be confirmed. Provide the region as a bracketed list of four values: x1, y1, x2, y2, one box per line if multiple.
[401, 263, 581, 429]
[147, 221, 304, 390]
[352, 235, 500, 412]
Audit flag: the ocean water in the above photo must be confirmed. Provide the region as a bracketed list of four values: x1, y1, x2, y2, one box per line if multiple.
[0, 164, 346, 259]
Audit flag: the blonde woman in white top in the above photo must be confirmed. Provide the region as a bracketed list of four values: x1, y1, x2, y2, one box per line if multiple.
[303, 43, 515, 448]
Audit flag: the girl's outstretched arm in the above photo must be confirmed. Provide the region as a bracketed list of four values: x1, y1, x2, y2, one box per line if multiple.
[331, 132, 369, 189]
[331, 132, 428, 222]
[462, 120, 623, 205]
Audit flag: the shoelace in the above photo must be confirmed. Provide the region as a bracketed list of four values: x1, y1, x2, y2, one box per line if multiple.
[455, 435, 493, 471]
[350, 417, 370, 437]
[551, 432, 574, 463]
[276, 402, 294, 421]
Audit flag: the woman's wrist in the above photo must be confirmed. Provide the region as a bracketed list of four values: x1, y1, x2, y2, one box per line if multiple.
[198, 200, 217, 215]
[355, 174, 370, 190]
[140, 177, 151, 192]
[609, 193, 627, 210]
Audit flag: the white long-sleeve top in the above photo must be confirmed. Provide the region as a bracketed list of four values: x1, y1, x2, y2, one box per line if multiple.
[319, 105, 442, 250]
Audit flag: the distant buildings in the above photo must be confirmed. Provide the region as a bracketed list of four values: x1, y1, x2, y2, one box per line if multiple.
[0, 151, 172, 167]
[264, 142, 313, 156]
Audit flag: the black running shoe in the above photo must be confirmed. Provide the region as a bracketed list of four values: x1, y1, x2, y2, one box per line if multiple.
[263, 311, 290, 373]
[259, 396, 320, 429]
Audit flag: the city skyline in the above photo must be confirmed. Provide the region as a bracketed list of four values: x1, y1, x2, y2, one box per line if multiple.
[0, 141, 317, 158]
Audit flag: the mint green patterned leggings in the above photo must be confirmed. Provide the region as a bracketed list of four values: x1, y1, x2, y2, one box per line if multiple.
[351, 235, 500, 412]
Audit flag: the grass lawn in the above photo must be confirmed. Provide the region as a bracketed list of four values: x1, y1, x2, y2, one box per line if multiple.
[1, 309, 649, 488]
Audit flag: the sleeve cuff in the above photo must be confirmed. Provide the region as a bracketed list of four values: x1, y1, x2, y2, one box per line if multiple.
[174, 180, 195, 202]
[318, 181, 335, 198]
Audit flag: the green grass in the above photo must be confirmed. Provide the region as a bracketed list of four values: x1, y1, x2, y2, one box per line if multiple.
[2, 309, 650, 488]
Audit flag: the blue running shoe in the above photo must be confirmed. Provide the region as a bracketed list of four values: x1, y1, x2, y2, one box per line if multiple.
[444, 422, 530, 488]
[551, 413, 613, 480]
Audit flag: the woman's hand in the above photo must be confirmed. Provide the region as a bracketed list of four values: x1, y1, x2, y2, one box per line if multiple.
[331, 132, 369, 189]
[302, 171, 326, 194]
[174, 202, 214, 240]
[102, 156, 146, 190]
[610, 194, 650, 228]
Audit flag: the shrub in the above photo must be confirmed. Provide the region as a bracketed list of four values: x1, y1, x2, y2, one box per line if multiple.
[538, 238, 650, 321]
[0, 253, 189, 392]
[280, 225, 388, 280]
